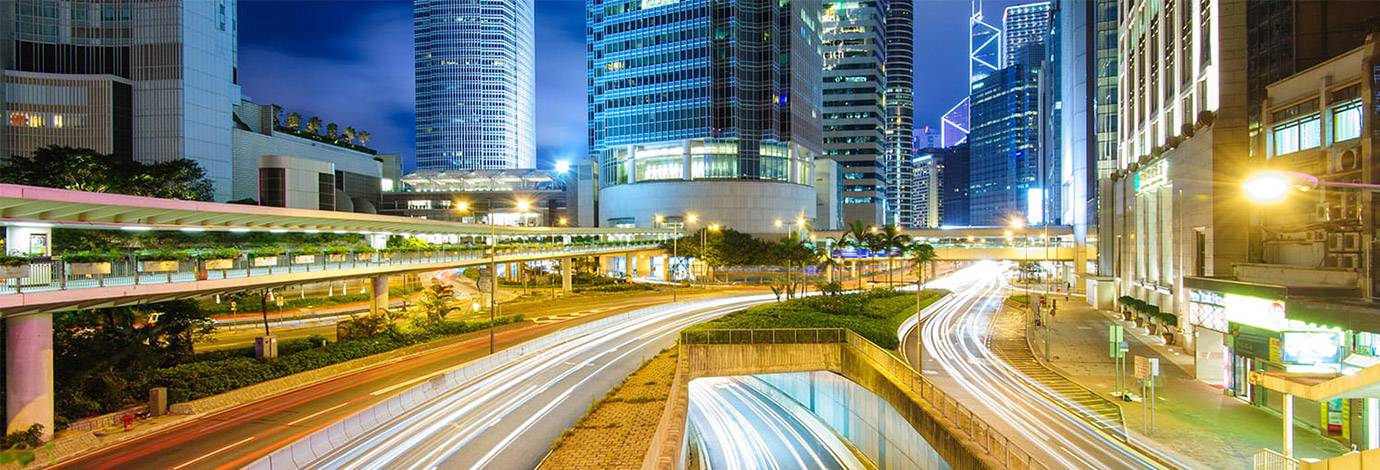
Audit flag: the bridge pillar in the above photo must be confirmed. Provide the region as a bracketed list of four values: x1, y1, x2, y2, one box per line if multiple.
[561, 258, 573, 292]
[369, 276, 388, 316]
[622, 254, 632, 279]
[6, 313, 53, 440]
[636, 255, 652, 280]
[660, 255, 672, 281]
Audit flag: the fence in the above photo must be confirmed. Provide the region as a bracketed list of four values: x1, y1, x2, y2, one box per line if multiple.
[0, 241, 660, 296]
[1253, 449, 1301, 470]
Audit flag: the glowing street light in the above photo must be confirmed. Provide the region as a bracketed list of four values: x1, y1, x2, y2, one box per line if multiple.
[1243, 171, 1308, 203]
[554, 160, 571, 174]
[687, 213, 699, 224]
[1009, 217, 1026, 230]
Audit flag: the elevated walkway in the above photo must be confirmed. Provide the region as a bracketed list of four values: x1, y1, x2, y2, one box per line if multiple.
[646, 329, 1050, 470]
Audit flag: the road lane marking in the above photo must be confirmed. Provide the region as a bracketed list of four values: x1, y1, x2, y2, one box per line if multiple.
[286, 402, 352, 426]
[172, 436, 254, 469]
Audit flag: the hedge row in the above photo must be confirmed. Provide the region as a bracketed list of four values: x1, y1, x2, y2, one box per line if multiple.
[150, 315, 522, 403]
[689, 289, 947, 349]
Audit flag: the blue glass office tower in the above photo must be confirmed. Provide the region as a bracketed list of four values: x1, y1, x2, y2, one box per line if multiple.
[414, 0, 536, 170]
[968, 46, 1041, 227]
[823, 0, 889, 226]
[588, 0, 823, 234]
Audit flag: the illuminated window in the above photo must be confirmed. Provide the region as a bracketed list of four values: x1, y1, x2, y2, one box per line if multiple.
[1333, 100, 1362, 142]
[1272, 114, 1320, 156]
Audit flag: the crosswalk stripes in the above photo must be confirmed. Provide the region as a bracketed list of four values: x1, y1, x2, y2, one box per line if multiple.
[988, 307, 1128, 440]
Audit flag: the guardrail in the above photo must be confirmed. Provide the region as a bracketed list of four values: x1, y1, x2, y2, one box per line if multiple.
[0, 241, 661, 296]
[1253, 449, 1300, 470]
[680, 328, 1049, 470]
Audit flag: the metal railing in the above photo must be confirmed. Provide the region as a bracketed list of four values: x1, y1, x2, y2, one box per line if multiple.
[1253, 449, 1301, 470]
[683, 328, 1049, 470]
[0, 241, 660, 296]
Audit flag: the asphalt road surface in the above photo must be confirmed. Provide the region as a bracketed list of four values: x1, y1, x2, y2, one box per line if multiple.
[900, 262, 1167, 469]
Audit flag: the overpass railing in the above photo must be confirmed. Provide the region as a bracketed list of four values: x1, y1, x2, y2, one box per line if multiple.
[0, 241, 660, 296]
[680, 328, 1049, 469]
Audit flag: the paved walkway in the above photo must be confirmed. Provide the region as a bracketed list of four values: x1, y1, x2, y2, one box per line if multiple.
[1033, 294, 1349, 467]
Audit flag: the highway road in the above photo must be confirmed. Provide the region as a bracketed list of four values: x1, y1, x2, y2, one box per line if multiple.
[292, 295, 778, 469]
[900, 262, 1167, 469]
[687, 376, 866, 470]
[51, 288, 763, 470]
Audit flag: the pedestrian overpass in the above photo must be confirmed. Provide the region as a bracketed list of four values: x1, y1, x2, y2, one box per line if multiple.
[812, 226, 1096, 261]
[0, 183, 671, 439]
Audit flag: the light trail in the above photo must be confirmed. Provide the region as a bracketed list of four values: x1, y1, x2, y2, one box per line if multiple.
[907, 262, 1167, 469]
[688, 376, 865, 470]
[295, 294, 781, 469]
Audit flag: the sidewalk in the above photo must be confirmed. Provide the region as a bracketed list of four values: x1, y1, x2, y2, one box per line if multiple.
[1035, 295, 1349, 467]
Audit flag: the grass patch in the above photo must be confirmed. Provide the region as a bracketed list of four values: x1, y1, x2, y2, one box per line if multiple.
[686, 289, 948, 349]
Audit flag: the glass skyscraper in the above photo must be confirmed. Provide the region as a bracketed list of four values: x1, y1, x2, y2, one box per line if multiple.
[968, 48, 1041, 227]
[414, 0, 536, 171]
[823, 0, 889, 226]
[1003, 2, 1053, 67]
[884, 0, 915, 227]
[588, 0, 822, 234]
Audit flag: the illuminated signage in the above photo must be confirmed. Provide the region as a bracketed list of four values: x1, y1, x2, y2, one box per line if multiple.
[1135, 159, 1169, 193]
[1280, 331, 1343, 373]
[1223, 293, 1287, 331]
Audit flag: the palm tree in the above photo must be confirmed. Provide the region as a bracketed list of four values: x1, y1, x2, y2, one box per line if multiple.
[357, 130, 372, 145]
[906, 242, 937, 286]
[343, 126, 357, 143]
[326, 123, 339, 140]
[839, 220, 872, 290]
[815, 249, 841, 283]
[305, 117, 322, 134]
[417, 284, 459, 324]
[285, 112, 302, 129]
[878, 224, 907, 287]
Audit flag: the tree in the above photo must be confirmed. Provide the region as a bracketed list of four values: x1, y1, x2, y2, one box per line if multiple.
[0, 146, 214, 201]
[907, 242, 937, 286]
[271, 105, 284, 126]
[878, 224, 908, 286]
[305, 116, 322, 134]
[131, 159, 215, 201]
[417, 284, 460, 324]
[838, 220, 874, 289]
[815, 250, 841, 283]
[286, 112, 302, 128]
[326, 123, 339, 140]
[343, 126, 356, 143]
[357, 130, 371, 145]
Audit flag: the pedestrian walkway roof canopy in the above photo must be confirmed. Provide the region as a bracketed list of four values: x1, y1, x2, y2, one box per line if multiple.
[812, 225, 1076, 240]
[0, 184, 669, 237]
[1251, 366, 1380, 401]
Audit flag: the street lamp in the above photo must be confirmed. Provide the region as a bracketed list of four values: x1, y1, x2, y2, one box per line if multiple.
[656, 214, 685, 302]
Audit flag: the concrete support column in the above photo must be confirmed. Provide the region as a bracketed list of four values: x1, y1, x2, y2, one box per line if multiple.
[825, 264, 834, 283]
[561, 258, 573, 292]
[7, 313, 53, 440]
[637, 255, 652, 280]
[661, 255, 673, 281]
[370, 275, 389, 316]
[1280, 391, 1291, 457]
[622, 254, 632, 279]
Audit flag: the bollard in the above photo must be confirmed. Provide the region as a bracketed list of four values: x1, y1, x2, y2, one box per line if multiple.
[148, 387, 168, 417]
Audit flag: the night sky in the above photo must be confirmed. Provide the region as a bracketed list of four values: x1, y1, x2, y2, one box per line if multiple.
[238, 0, 1026, 172]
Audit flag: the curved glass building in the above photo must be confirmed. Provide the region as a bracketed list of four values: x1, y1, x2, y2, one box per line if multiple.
[414, 0, 536, 170]
[588, 0, 822, 234]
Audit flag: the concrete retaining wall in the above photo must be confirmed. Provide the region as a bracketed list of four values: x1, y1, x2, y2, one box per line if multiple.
[647, 337, 1038, 470]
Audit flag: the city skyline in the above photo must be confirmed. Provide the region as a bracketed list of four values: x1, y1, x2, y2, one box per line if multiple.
[237, 0, 1030, 172]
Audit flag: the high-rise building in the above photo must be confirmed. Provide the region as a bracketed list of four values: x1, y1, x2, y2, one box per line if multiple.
[970, 1, 1001, 85]
[822, 0, 888, 226]
[884, 0, 914, 228]
[911, 151, 939, 228]
[940, 97, 971, 147]
[936, 144, 970, 227]
[414, 0, 536, 171]
[1038, 4, 1061, 226]
[1057, 0, 1117, 274]
[1003, 2, 1053, 67]
[587, 0, 822, 234]
[1, 0, 241, 200]
[968, 46, 1041, 227]
[914, 125, 941, 151]
[1244, 0, 1380, 158]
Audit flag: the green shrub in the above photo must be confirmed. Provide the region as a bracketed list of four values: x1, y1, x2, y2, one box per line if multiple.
[0, 256, 29, 267]
[323, 245, 352, 255]
[249, 247, 284, 258]
[689, 289, 947, 349]
[149, 315, 523, 403]
[137, 249, 190, 261]
[196, 248, 241, 260]
[293, 246, 323, 256]
[61, 250, 123, 263]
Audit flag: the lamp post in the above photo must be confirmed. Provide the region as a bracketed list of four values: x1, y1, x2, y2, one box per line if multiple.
[656, 215, 683, 302]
